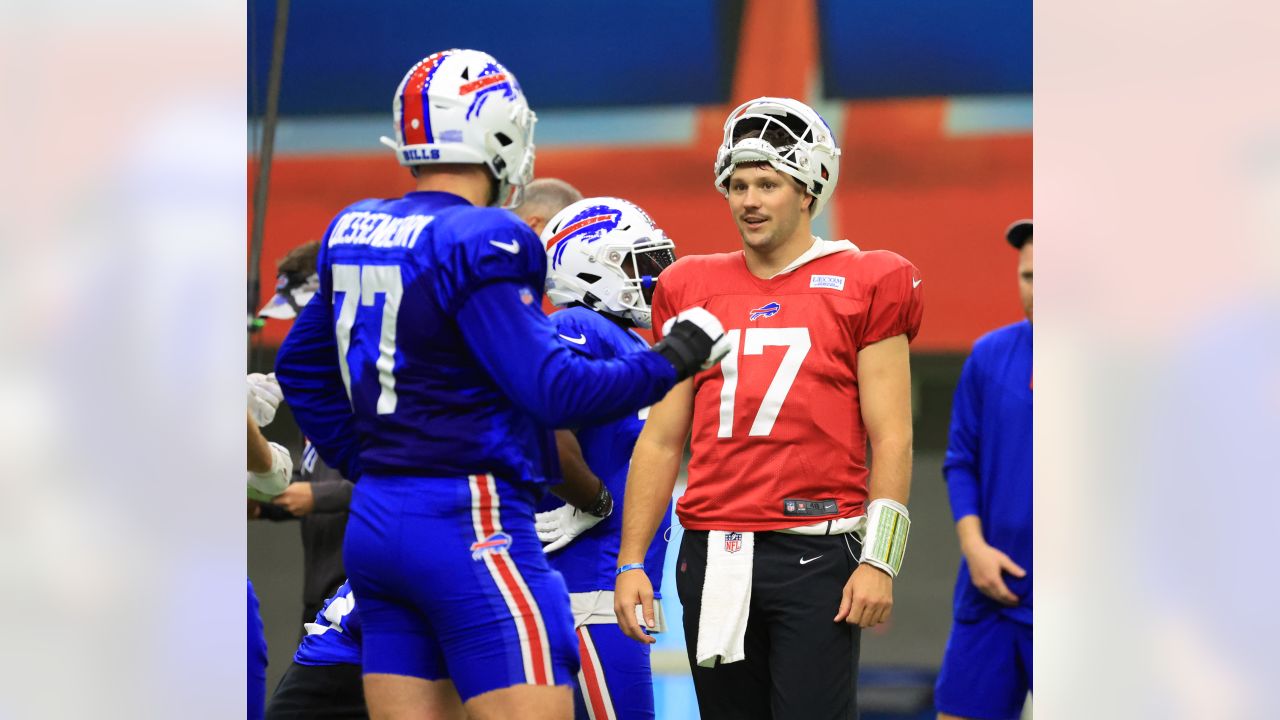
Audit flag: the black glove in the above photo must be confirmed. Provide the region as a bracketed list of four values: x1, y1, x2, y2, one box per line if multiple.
[652, 307, 730, 382]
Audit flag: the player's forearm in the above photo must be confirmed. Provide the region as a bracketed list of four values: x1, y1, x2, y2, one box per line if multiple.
[247, 413, 273, 473]
[866, 433, 912, 505]
[617, 437, 681, 565]
[549, 430, 606, 511]
[955, 514, 988, 556]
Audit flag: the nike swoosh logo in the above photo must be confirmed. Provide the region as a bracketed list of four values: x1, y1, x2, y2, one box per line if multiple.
[558, 333, 587, 345]
[489, 239, 521, 254]
[912, 278, 923, 288]
[799, 555, 823, 565]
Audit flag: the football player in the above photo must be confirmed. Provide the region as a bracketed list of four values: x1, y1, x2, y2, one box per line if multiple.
[534, 197, 679, 720]
[933, 221, 1033, 720]
[261, 179, 589, 720]
[613, 97, 924, 719]
[273, 49, 729, 720]
[265, 580, 366, 719]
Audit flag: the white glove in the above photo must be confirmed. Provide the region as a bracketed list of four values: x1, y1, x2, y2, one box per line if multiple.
[247, 441, 293, 496]
[247, 372, 284, 427]
[536, 502, 606, 554]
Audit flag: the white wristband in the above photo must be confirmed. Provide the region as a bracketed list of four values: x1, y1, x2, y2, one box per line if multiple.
[247, 442, 293, 496]
[859, 498, 911, 577]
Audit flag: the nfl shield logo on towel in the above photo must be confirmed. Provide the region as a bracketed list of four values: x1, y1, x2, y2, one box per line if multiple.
[724, 532, 743, 554]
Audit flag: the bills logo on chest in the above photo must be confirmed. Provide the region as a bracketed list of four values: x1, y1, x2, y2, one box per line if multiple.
[749, 302, 780, 321]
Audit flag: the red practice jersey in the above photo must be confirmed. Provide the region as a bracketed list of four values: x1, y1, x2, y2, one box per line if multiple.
[651, 241, 923, 531]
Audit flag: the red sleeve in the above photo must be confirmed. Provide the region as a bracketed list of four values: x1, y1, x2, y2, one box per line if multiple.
[859, 257, 924, 348]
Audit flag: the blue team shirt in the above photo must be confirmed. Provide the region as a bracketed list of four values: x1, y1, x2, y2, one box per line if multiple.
[537, 307, 672, 596]
[275, 191, 677, 486]
[294, 580, 361, 666]
[943, 320, 1033, 624]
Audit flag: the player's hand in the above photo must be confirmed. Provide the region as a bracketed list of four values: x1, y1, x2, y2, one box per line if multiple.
[272, 481, 315, 517]
[834, 563, 894, 627]
[614, 568, 658, 644]
[535, 503, 605, 553]
[654, 306, 731, 380]
[247, 372, 284, 427]
[248, 499, 262, 520]
[964, 541, 1025, 606]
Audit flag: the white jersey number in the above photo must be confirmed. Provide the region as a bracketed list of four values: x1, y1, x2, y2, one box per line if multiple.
[332, 264, 403, 415]
[303, 591, 356, 637]
[717, 327, 812, 438]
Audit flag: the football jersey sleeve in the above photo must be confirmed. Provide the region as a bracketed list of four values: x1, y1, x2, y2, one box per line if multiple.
[456, 281, 678, 428]
[860, 254, 924, 348]
[549, 309, 603, 359]
[275, 238, 365, 483]
[433, 207, 547, 315]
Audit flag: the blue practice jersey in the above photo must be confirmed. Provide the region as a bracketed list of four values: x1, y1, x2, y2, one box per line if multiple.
[537, 307, 672, 596]
[943, 320, 1033, 624]
[275, 191, 678, 486]
[294, 580, 361, 667]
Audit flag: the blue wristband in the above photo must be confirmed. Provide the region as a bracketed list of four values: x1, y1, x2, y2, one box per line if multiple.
[616, 562, 645, 577]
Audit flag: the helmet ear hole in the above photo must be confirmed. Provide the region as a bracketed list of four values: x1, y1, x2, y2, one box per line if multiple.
[495, 132, 513, 147]
[576, 272, 602, 284]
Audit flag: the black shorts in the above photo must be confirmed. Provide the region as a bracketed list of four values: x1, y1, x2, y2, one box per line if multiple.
[264, 662, 368, 720]
[676, 529, 862, 720]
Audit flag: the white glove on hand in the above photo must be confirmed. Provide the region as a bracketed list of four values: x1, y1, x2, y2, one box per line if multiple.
[536, 503, 606, 554]
[247, 372, 284, 427]
[247, 441, 293, 497]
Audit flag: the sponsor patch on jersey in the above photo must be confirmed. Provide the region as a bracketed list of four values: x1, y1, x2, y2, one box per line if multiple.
[724, 532, 743, 554]
[470, 532, 513, 561]
[810, 274, 846, 291]
[749, 302, 781, 321]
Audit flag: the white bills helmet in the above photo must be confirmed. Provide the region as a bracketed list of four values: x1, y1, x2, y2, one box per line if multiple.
[713, 97, 841, 218]
[379, 49, 537, 208]
[541, 197, 677, 329]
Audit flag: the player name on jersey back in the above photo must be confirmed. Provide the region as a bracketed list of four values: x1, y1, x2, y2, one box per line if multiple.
[328, 211, 435, 250]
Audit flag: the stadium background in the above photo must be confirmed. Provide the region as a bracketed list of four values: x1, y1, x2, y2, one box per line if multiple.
[247, 1, 1031, 717]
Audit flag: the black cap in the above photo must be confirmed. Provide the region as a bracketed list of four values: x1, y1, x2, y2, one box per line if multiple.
[1005, 219, 1033, 249]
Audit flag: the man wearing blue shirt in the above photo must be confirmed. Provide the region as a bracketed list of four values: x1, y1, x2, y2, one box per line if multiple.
[935, 220, 1033, 720]
[534, 196, 680, 720]
[274, 49, 728, 720]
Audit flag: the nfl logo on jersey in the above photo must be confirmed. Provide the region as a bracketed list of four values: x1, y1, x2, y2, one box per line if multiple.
[724, 532, 743, 554]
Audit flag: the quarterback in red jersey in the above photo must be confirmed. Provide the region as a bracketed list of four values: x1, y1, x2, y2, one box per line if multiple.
[614, 97, 923, 719]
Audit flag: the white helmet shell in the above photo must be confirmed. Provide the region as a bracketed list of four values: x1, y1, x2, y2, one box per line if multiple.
[540, 197, 677, 329]
[379, 49, 537, 209]
[713, 97, 841, 218]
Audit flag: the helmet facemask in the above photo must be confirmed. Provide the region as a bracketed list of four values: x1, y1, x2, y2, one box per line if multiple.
[542, 197, 678, 330]
[598, 236, 676, 328]
[713, 97, 841, 218]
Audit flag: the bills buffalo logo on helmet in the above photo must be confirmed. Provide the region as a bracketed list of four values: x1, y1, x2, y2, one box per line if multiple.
[461, 62, 516, 120]
[470, 532, 513, 561]
[544, 204, 625, 269]
[724, 532, 743, 554]
[749, 302, 781, 321]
